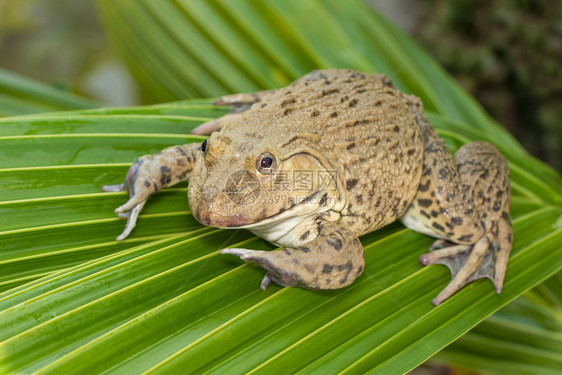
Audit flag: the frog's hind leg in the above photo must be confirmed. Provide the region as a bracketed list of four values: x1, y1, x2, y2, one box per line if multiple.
[401, 134, 512, 305]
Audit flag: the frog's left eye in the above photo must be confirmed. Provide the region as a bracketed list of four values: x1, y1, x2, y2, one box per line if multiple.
[256, 152, 277, 175]
[201, 139, 208, 154]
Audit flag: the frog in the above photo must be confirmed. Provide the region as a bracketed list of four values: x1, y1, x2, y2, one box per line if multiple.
[102, 69, 512, 305]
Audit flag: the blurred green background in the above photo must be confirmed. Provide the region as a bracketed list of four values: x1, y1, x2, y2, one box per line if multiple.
[0, 0, 560, 172]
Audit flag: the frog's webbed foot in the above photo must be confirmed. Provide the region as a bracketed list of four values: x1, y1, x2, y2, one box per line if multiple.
[419, 213, 512, 305]
[103, 143, 200, 241]
[102, 157, 155, 241]
[190, 90, 274, 135]
[113, 201, 147, 241]
[220, 248, 298, 290]
[221, 223, 365, 290]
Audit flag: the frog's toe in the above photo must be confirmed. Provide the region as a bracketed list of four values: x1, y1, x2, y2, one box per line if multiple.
[190, 96, 250, 134]
[102, 183, 126, 192]
[493, 213, 513, 293]
[220, 248, 263, 258]
[260, 273, 273, 290]
[115, 192, 150, 214]
[115, 200, 146, 241]
[190, 120, 222, 135]
[420, 226, 509, 305]
[190, 113, 245, 135]
[213, 92, 263, 106]
[221, 248, 303, 289]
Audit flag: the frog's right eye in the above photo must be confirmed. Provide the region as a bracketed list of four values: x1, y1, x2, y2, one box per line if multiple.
[201, 139, 208, 154]
[256, 152, 277, 175]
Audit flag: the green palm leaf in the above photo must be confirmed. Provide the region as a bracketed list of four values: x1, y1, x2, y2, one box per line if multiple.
[0, 0, 560, 373]
[434, 273, 562, 374]
[1, 100, 560, 373]
[0, 68, 100, 117]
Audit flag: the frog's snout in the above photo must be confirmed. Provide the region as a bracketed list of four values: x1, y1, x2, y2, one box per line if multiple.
[192, 186, 218, 226]
[191, 186, 251, 228]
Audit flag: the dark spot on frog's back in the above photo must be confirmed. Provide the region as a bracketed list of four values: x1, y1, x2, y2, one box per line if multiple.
[311, 109, 319, 117]
[350, 72, 366, 79]
[300, 230, 310, 241]
[417, 199, 432, 208]
[381, 76, 394, 88]
[323, 264, 334, 274]
[281, 98, 296, 107]
[451, 217, 463, 226]
[348, 99, 358, 108]
[418, 180, 430, 192]
[322, 89, 340, 97]
[346, 179, 359, 190]
[160, 166, 170, 173]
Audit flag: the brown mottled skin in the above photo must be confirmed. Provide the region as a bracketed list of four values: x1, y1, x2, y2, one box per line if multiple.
[103, 69, 512, 305]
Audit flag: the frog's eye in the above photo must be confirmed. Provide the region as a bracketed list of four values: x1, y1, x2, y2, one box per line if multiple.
[201, 139, 208, 154]
[256, 152, 277, 175]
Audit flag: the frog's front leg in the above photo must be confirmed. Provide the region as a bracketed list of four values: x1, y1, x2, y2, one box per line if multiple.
[102, 143, 201, 240]
[221, 221, 365, 290]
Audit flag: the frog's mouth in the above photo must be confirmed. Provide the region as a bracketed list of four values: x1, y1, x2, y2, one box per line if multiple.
[192, 190, 326, 229]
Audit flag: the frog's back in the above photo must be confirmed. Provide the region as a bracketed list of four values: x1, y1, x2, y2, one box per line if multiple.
[234, 70, 425, 235]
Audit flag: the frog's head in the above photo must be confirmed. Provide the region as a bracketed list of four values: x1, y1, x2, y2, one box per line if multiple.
[188, 128, 341, 229]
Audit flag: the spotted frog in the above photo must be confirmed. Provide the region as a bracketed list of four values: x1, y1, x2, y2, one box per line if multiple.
[103, 70, 512, 305]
